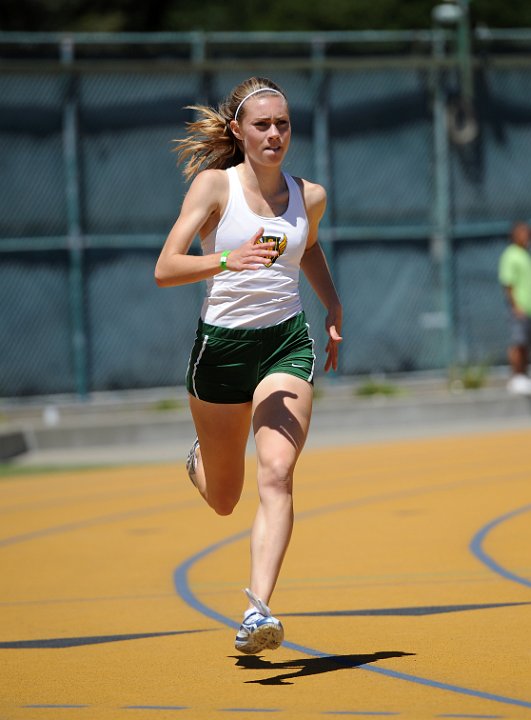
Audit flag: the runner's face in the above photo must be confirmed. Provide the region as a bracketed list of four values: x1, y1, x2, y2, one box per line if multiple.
[233, 95, 291, 165]
[513, 224, 530, 249]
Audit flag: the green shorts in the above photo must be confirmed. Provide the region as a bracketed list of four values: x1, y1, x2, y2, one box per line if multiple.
[186, 311, 315, 404]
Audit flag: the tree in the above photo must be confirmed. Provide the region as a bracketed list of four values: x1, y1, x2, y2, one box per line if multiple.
[2, 0, 531, 33]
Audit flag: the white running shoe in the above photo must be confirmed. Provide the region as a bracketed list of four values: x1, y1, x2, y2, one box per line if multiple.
[507, 374, 531, 396]
[185, 438, 200, 487]
[234, 588, 284, 654]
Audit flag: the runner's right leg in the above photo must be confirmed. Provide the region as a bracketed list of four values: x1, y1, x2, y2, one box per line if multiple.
[188, 395, 252, 516]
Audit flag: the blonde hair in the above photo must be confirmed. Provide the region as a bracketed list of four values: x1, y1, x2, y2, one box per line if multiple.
[174, 76, 287, 181]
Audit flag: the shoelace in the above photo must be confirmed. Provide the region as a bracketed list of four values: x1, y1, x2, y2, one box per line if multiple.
[244, 587, 272, 617]
[241, 611, 263, 628]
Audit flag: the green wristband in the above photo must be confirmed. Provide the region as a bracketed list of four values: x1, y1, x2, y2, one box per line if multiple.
[219, 250, 231, 270]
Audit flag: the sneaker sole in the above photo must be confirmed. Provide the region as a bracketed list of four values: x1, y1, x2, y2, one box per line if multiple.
[235, 623, 284, 655]
[186, 439, 199, 487]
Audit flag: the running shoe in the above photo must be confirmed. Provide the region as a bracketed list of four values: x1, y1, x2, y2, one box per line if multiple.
[185, 437, 200, 487]
[234, 588, 284, 654]
[507, 374, 531, 396]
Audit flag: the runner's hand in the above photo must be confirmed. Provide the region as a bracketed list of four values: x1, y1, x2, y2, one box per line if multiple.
[224, 228, 278, 271]
[324, 307, 343, 372]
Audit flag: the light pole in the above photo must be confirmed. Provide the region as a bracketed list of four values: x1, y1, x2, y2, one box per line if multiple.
[431, 1, 475, 370]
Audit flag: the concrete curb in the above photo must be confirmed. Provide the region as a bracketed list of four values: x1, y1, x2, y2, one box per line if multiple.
[2, 384, 530, 468]
[0, 431, 29, 461]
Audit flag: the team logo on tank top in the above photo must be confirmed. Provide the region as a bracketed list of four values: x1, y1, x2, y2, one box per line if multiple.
[255, 233, 288, 268]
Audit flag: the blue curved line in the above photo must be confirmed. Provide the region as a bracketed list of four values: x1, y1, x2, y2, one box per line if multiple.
[470, 504, 531, 588]
[3, 463, 529, 708]
[173, 529, 531, 710]
[174, 530, 250, 630]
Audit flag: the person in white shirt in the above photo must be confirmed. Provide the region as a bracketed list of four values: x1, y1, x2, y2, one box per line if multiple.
[155, 76, 342, 654]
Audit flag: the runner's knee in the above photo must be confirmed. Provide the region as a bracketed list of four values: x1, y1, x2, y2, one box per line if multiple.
[203, 470, 243, 515]
[207, 492, 240, 516]
[258, 457, 294, 495]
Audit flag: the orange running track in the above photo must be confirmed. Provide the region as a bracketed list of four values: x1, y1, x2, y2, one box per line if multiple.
[1, 428, 530, 719]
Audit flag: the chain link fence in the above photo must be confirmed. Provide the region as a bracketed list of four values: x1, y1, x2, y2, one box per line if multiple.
[0, 31, 529, 397]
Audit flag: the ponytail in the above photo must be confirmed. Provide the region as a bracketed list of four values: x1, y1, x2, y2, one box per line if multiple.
[174, 105, 241, 182]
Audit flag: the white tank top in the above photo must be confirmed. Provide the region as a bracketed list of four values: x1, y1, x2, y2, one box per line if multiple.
[200, 166, 309, 328]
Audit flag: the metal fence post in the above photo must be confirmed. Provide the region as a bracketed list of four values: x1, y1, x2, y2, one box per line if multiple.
[311, 38, 334, 267]
[61, 37, 88, 398]
[457, 0, 473, 105]
[431, 27, 455, 370]
[191, 31, 208, 105]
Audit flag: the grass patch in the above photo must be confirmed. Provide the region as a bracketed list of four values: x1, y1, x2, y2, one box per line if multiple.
[449, 364, 489, 391]
[0, 463, 109, 479]
[355, 378, 405, 397]
[152, 398, 185, 411]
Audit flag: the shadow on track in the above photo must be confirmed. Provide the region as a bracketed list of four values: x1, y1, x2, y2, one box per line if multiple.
[231, 650, 414, 685]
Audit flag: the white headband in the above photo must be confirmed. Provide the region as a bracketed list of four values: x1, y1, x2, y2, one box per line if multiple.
[234, 88, 284, 121]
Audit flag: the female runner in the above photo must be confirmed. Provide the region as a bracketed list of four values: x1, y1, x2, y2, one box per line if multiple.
[155, 76, 342, 654]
